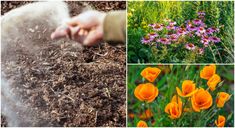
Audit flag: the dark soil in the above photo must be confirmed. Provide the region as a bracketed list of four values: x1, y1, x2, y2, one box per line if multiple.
[1, 1, 126, 127]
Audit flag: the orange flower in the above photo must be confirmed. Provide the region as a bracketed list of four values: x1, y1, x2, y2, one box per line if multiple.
[137, 120, 148, 127]
[128, 113, 135, 119]
[216, 92, 231, 108]
[191, 88, 213, 112]
[139, 109, 153, 120]
[141, 67, 161, 82]
[134, 83, 159, 103]
[200, 64, 216, 80]
[176, 80, 198, 97]
[165, 95, 182, 119]
[207, 74, 221, 91]
[215, 115, 226, 127]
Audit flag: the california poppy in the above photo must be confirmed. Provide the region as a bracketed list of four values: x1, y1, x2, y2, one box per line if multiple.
[134, 83, 159, 103]
[139, 109, 153, 120]
[176, 80, 198, 97]
[191, 88, 213, 112]
[200, 64, 216, 80]
[216, 92, 231, 108]
[207, 74, 221, 91]
[141, 67, 161, 82]
[215, 115, 226, 127]
[165, 95, 182, 119]
[137, 120, 148, 127]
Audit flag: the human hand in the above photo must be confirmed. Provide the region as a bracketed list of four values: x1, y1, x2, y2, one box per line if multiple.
[51, 10, 106, 46]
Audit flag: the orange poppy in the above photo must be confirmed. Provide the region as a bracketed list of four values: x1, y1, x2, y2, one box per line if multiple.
[191, 88, 213, 112]
[128, 113, 135, 119]
[176, 80, 198, 97]
[139, 109, 153, 120]
[141, 67, 161, 82]
[134, 83, 159, 103]
[216, 92, 231, 108]
[215, 115, 226, 127]
[165, 95, 182, 119]
[200, 64, 216, 80]
[207, 74, 221, 91]
[137, 120, 148, 127]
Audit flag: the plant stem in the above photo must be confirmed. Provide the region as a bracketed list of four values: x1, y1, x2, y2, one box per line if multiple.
[209, 45, 218, 63]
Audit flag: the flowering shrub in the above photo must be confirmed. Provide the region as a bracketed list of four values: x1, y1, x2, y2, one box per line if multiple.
[128, 65, 234, 127]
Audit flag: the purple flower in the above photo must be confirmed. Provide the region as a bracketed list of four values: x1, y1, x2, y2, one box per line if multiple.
[201, 39, 210, 45]
[169, 34, 178, 42]
[185, 43, 196, 50]
[210, 36, 221, 43]
[148, 32, 159, 38]
[177, 28, 187, 35]
[209, 27, 219, 33]
[166, 24, 176, 30]
[193, 19, 202, 25]
[187, 25, 197, 31]
[206, 28, 213, 35]
[153, 24, 164, 31]
[197, 11, 205, 16]
[199, 23, 207, 28]
[158, 38, 171, 44]
[197, 27, 206, 34]
[201, 36, 210, 44]
[197, 11, 205, 19]
[141, 35, 153, 44]
[148, 23, 155, 27]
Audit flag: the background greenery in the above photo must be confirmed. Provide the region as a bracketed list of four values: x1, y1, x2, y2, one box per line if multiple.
[128, 1, 234, 63]
[128, 65, 234, 127]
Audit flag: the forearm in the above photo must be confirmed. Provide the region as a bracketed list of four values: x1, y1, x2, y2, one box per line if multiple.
[103, 10, 126, 44]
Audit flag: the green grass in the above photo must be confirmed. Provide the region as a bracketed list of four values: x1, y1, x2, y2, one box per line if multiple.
[128, 64, 234, 127]
[128, 1, 234, 63]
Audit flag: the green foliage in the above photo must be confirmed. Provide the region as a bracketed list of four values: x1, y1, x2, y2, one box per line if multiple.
[128, 65, 234, 127]
[128, 1, 234, 63]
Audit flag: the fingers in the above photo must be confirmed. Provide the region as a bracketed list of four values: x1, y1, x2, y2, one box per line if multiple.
[67, 10, 101, 29]
[51, 27, 68, 40]
[83, 27, 103, 46]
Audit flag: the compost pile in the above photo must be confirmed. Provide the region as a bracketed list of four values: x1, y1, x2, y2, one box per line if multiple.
[1, 1, 126, 127]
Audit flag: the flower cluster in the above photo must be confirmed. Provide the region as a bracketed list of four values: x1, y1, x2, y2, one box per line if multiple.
[140, 11, 221, 54]
[134, 67, 161, 127]
[133, 65, 231, 127]
[164, 65, 231, 127]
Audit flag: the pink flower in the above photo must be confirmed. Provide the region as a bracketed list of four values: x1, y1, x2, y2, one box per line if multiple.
[166, 24, 176, 30]
[187, 25, 197, 31]
[185, 43, 196, 50]
[197, 27, 206, 33]
[148, 23, 155, 27]
[209, 27, 219, 32]
[177, 28, 187, 35]
[201, 36, 210, 46]
[198, 11, 205, 16]
[198, 48, 204, 54]
[169, 34, 178, 42]
[193, 19, 202, 25]
[210, 36, 221, 43]
[148, 32, 159, 39]
[153, 24, 164, 31]
[206, 28, 213, 35]
[158, 38, 170, 45]
[141, 35, 153, 44]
